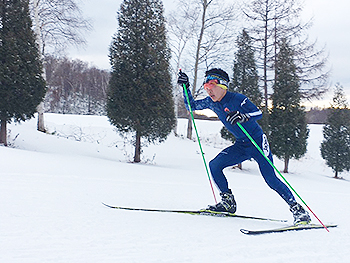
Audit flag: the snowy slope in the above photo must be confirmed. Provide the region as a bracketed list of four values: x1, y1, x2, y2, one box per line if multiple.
[1, 113, 349, 263]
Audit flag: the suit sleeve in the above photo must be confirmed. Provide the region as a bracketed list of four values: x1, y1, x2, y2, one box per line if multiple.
[183, 88, 211, 111]
[237, 95, 262, 122]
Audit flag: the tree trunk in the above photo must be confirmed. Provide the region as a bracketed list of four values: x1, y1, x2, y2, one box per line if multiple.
[173, 58, 182, 137]
[283, 157, 289, 173]
[33, 0, 46, 133]
[186, 0, 207, 140]
[187, 113, 192, 139]
[37, 102, 46, 132]
[134, 131, 141, 163]
[334, 170, 338, 179]
[0, 119, 7, 146]
[174, 93, 178, 137]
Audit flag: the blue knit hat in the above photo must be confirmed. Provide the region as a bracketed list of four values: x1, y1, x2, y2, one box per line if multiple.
[204, 68, 229, 89]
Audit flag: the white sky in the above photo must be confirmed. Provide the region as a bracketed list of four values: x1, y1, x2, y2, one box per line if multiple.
[67, 0, 350, 109]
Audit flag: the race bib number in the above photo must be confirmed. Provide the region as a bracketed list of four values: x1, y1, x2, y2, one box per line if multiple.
[262, 134, 270, 156]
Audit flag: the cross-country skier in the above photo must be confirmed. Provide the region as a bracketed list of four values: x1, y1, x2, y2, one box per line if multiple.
[178, 68, 311, 225]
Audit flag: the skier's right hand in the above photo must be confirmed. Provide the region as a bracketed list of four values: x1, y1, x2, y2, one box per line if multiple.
[177, 70, 190, 89]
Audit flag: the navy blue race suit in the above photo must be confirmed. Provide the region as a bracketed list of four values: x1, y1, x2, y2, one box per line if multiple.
[183, 89, 296, 206]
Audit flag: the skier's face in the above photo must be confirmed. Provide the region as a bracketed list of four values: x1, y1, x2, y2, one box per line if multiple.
[204, 79, 227, 102]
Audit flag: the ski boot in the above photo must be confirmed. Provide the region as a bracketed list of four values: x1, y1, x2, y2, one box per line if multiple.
[290, 203, 311, 225]
[207, 190, 237, 213]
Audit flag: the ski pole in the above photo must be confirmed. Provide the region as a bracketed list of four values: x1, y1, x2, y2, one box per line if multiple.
[182, 82, 217, 204]
[232, 116, 329, 231]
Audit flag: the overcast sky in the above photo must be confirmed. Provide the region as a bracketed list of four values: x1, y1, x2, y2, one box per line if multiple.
[67, 0, 350, 108]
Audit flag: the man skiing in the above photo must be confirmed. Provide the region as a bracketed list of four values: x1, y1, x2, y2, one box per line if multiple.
[178, 68, 311, 225]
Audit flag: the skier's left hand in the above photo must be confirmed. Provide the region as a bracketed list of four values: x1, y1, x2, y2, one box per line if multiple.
[226, 110, 250, 125]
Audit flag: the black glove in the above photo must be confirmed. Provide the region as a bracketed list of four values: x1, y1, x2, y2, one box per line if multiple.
[226, 110, 250, 125]
[177, 70, 190, 89]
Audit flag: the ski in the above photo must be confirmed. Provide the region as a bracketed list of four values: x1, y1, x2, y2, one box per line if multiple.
[102, 203, 287, 222]
[240, 223, 337, 235]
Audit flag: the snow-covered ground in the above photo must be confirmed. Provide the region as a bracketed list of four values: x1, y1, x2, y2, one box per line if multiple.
[1, 113, 349, 262]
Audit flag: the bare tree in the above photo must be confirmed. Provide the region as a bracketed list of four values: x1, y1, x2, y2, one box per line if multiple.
[244, 0, 300, 110]
[169, 0, 238, 139]
[167, 4, 199, 135]
[292, 36, 329, 100]
[30, 0, 92, 55]
[30, 0, 92, 131]
[243, 0, 329, 112]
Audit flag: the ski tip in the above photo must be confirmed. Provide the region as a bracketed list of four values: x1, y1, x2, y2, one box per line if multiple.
[240, 223, 338, 235]
[240, 229, 250, 234]
[101, 202, 115, 209]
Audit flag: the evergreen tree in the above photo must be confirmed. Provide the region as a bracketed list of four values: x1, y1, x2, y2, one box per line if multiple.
[222, 29, 261, 145]
[107, 0, 175, 163]
[269, 39, 308, 173]
[231, 29, 261, 107]
[320, 84, 350, 178]
[0, 0, 46, 146]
